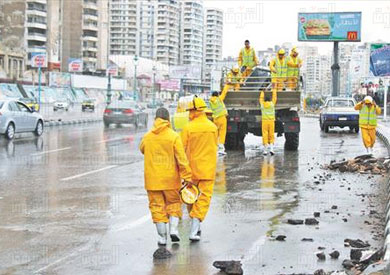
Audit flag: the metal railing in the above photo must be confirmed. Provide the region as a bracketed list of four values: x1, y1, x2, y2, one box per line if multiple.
[222, 75, 301, 92]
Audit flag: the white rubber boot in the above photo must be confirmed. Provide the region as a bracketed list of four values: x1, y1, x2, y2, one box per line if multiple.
[189, 218, 201, 242]
[218, 144, 227, 156]
[269, 144, 275, 156]
[263, 145, 268, 156]
[169, 216, 180, 242]
[156, 223, 167, 245]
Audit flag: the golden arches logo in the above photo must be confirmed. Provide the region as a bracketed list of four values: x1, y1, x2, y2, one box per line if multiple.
[347, 31, 358, 41]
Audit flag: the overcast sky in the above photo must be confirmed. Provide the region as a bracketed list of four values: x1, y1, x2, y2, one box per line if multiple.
[204, 0, 390, 57]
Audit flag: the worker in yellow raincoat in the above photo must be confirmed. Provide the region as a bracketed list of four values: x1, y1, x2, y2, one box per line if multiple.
[140, 107, 192, 245]
[238, 40, 259, 79]
[269, 49, 288, 92]
[259, 90, 277, 155]
[287, 47, 302, 91]
[222, 66, 242, 94]
[181, 96, 218, 241]
[210, 88, 228, 155]
[354, 96, 381, 154]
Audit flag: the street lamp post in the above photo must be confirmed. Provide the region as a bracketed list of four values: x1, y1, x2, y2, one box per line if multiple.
[133, 55, 139, 101]
[107, 72, 112, 105]
[152, 65, 156, 106]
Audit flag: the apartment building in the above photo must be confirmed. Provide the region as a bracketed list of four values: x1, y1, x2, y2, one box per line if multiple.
[203, 8, 223, 84]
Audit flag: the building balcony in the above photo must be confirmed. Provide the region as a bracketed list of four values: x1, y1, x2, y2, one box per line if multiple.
[26, 21, 47, 30]
[83, 46, 98, 52]
[27, 0, 47, 4]
[27, 33, 47, 42]
[27, 46, 46, 53]
[26, 9, 47, 18]
[83, 14, 98, 22]
[83, 23, 98, 31]
[83, 2, 98, 11]
[83, 35, 98, 42]
[82, 57, 97, 62]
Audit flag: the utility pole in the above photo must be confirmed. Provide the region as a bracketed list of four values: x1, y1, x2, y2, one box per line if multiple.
[331, 42, 340, 97]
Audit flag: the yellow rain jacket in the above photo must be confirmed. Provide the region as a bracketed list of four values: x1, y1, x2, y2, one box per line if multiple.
[181, 111, 218, 180]
[354, 102, 381, 129]
[140, 118, 192, 190]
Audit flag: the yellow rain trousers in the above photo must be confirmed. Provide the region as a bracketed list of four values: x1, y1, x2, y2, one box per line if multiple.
[140, 118, 192, 223]
[213, 115, 227, 145]
[361, 128, 376, 148]
[147, 190, 182, 223]
[181, 111, 218, 221]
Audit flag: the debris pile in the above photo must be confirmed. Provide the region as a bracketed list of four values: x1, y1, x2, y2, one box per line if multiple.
[324, 154, 390, 175]
[153, 248, 172, 260]
[213, 261, 243, 275]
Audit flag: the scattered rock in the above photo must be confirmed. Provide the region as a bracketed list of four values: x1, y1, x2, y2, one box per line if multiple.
[342, 218, 348, 222]
[275, 235, 286, 241]
[287, 219, 304, 225]
[213, 261, 243, 275]
[342, 259, 356, 270]
[314, 269, 327, 275]
[329, 250, 340, 259]
[326, 156, 389, 175]
[344, 239, 370, 248]
[350, 249, 363, 261]
[331, 205, 338, 210]
[305, 218, 319, 225]
[314, 212, 321, 218]
[318, 246, 326, 250]
[316, 252, 326, 261]
[153, 248, 172, 259]
[302, 238, 314, 242]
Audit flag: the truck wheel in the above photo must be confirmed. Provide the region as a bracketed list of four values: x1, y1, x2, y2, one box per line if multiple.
[284, 133, 299, 151]
[320, 119, 324, 131]
[324, 125, 329, 133]
[354, 127, 359, 133]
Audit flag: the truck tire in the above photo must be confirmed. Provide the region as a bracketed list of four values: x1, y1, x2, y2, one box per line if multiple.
[284, 132, 299, 151]
[225, 133, 244, 151]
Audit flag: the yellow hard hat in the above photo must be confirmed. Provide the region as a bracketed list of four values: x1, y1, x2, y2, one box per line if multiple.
[187, 96, 207, 111]
[278, 48, 285, 55]
[291, 47, 298, 53]
[180, 183, 200, 205]
[232, 65, 239, 73]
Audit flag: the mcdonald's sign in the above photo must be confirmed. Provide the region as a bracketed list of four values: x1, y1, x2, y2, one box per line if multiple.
[347, 31, 358, 41]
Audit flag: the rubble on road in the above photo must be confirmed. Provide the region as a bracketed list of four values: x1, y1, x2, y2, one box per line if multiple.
[323, 154, 390, 175]
[153, 248, 172, 259]
[213, 260, 243, 275]
[329, 251, 340, 259]
[287, 219, 304, 225]
[316, 252, 326, 261]
[344, 238, 370, 248]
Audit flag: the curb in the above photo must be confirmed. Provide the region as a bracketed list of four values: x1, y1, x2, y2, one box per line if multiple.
[375, 124, 390, 264]
[44, 118, 102, 127]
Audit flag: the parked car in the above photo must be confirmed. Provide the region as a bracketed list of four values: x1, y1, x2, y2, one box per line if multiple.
[19, 97, 39, 112]
[53, 97, 70, 111]
[0, 100, 44, 140]
[103, 100, 148, 128]
[81, 99, 95, 112]
[319, 97, 359, 133]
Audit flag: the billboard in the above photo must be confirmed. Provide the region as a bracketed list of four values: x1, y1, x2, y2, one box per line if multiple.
[370, 43, 390, 77]
[157, 80, 180, 91]
[106, 65, 119, 77]
[49, 72, 71, 88]
[68, 58, 83, 72]
[298, 12, 361, 42]
[31, 52, 47, 68]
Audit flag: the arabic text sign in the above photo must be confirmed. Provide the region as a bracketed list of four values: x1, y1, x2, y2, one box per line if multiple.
[370, 43, 390, 77]
[169, 65, 201, 79]
[157, 80, 180, 91]
[68, 58, 83, 73]
[298, 12, 361, 42]
[31, 53, 46, 68]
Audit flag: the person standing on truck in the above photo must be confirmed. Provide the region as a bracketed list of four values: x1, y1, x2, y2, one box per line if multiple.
[210, 89, 228, 156]
[354, 96, 381, 154]
[222, 66, 242, 94]
[269, 49, 288, 92]
[238, 40, 259, 79]
[181, 96, 218, 241]
[140, 108, 192, 245]
[259, 90, 277, 155]
[287, 47, 302, 91]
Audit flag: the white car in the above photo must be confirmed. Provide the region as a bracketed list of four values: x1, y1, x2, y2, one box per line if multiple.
[319, 97, 359, 133]
[0, 99, 44, 140]
[53, 98, 70, 111]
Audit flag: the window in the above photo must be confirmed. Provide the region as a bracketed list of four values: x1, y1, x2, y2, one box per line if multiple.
[17, 102, 30, 112]
[8, 101, 21, 112]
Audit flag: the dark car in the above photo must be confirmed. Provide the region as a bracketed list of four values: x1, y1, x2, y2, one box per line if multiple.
[103, 100, 148, 128]
[82, 99, 95, 112]
[319, 97, 359, 133]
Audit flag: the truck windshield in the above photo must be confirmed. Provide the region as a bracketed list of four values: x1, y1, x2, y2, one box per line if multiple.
[327, 100, 354, 107]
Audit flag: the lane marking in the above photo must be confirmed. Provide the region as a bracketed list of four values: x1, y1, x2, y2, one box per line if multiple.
[110, 214, 151, 232]
[97, 137, 127, 144]
[31, 147, 72, 156]
[242, 235, 267, 264]
[60, 165, 117, 181]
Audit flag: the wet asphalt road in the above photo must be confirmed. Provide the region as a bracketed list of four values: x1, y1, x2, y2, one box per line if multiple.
[0, 117, 387, 274]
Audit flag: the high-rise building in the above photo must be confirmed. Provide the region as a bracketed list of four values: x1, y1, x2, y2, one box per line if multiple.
[203, 8, 223, 84]
[180, 0, 204, 66]
[155, 0, 181, 65]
